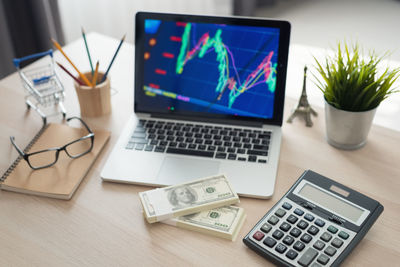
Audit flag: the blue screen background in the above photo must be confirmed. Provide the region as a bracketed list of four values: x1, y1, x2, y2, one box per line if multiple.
[141, 20, 280, 119]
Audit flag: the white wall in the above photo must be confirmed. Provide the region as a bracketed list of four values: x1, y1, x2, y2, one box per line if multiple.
[58, 0, 232, 44]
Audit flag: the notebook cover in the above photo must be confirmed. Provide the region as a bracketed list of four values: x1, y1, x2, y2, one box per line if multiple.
[1, 123, 110, 199]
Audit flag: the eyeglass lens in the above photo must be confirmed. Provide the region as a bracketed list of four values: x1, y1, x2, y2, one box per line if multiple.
[28, 150, 58, 169]
[65, 137, 93, 157]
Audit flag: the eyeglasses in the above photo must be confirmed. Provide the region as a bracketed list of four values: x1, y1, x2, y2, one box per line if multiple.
[10, 117, 95, 170]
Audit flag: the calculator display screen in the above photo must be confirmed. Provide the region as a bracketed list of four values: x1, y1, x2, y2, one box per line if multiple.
[298, 183, 365, 223]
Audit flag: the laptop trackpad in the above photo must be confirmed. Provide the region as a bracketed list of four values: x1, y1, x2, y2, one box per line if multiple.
[156, 156, 220, 185]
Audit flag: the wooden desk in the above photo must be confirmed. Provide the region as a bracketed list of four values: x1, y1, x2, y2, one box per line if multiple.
[0, 33, 399, 266]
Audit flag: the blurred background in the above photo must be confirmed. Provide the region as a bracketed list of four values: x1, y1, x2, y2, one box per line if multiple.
[2, 0, 400, 78]
[1, 0, 399, 129]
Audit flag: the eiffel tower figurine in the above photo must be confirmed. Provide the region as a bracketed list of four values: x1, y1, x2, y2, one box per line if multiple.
[287, 66, 318, 127]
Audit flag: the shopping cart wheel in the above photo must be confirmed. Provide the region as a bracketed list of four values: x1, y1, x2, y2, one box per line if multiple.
[26, 103, 31, 110]
[62, 112, 66, 119]
[42, 117, 47, 125]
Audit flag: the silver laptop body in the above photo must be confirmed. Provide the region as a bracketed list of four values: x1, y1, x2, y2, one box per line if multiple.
[101, 12, 291, 198]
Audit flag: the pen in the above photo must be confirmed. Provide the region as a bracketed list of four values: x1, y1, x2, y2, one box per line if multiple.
[100, 34, 126, 83]
[56, 62, 85, 86]
[51, 38, 93, 87]
[82, 27, 94, 75]
[92, 61, 99, 87]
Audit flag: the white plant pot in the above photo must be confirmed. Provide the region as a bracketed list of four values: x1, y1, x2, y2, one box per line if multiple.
[325, 101, 377, 150]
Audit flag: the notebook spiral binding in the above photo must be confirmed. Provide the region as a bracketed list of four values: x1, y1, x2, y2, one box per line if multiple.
[0, 124, 49, 182]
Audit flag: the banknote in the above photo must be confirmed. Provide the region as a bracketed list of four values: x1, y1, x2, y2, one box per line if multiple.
[139, 174, 239, 223]
[163, 205, 246, 241]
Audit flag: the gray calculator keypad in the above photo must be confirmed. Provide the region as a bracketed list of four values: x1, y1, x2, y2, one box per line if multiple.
[249, 198, 356, 266]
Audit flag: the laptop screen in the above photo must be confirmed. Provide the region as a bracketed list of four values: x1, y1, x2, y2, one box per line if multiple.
[135, 13, 290, 126]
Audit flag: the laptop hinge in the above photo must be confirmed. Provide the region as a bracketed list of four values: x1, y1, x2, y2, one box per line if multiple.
[151, 113, 264, 128]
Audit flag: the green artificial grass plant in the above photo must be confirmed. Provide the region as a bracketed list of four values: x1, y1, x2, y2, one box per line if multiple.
[314, 42, 400, 111]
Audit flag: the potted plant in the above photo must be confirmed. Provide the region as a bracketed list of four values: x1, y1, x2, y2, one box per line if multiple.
[314, 42, 400, 149]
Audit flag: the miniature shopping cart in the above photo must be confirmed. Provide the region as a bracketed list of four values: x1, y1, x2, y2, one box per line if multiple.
[13, 49, 66, 124]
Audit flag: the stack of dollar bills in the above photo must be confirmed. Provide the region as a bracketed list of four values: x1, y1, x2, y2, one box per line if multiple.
[139, 174, 246, 241]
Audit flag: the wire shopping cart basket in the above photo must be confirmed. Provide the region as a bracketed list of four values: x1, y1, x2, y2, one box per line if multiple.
[13, 49, 66, 124]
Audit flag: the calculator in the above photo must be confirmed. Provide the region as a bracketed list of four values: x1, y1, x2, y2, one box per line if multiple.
[243, 170, 383, 267]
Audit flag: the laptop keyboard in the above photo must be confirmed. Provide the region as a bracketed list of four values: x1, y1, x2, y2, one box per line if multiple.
[125, 119, 271, 164]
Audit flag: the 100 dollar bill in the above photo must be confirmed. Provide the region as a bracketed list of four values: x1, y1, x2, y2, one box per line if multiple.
[163, 205, 246, 241]
[139, 174, 239, 223]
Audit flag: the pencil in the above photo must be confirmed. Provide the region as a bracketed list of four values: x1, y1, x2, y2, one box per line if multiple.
[92, 61, 99, 87]
[100, 34, 126, 83]
[51, 38, 93, 87]
[82, 27, 94, 75]
[56, 62, 85, 86]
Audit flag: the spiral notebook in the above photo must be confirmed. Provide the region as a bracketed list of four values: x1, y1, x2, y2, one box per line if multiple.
[0, 123, 110, 200]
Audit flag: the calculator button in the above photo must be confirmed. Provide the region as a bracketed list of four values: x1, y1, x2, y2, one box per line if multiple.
[268, 215, 279, 225]
[338, 231, 349, 240]
[286, 215, 298, 224]
[290, 227, 302, 238]
[275, 243, 287, 254]
[294, 208, 304, 216]
[252, 231, 265, 241]
[331, 237, 344, 248]
[300, 233, 313, 244]
[317, 254, 330, 265]
[279, 222, 292, 232]
[285, 249, 298, 260]
[304, 213, 315, 222]
[320, 232, 332, 242]
[313, 240, 326, 251]
[272, 229, 284, 240]
[275, 208, 287, 218]
[327, 225, 338, 234]
[310, 263, 322, 267]
[283, 235, 295, 245]
[297, 247, 318, 267]
[293, 241, 306, 252]
[263, 236, 277, 248]
[260, 223, 272, 233]
[307, 225, 320, 235]
[315, 219, 325, 227]
[297, 220, 309, 230]
[324, 246, 337, 256]
[302, 202, 313, 210]
[282, 202, 292, 210]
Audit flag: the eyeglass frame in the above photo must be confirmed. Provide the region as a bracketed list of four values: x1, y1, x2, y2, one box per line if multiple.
[10, 117, 95, 170]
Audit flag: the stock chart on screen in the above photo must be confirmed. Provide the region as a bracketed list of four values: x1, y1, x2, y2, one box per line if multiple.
[141, 19, 280, 119]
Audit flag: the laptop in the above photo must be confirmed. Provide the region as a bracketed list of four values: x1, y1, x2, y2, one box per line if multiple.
[101, 12, 291, 198]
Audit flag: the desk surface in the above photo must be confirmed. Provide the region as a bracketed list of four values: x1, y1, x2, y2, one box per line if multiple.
[0, 33, 399, 266]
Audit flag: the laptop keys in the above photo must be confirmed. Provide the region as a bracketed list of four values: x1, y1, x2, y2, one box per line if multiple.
[150, 140, 158, 146]
[154, 146, 166, 152]
[127, 120, 271, 163]
[178, 143, 187, 148]
[166, 147, 214, 158]
[237, 148, 245, 154]
[198, 144, 206, 150]
[188, 144, 196, 149]
[126, 142, 135, 149]
[248, 155, 257, 162]
[215, 152, 227, 159]
[228, 153, 237, 160]
[253, 144, 269, 151]
[144, 145, 154, 151]
[247, 150, 268, 156]
[227, 147, 236, 153]
[217, 147, 226, 152]
[130, 137, 147, 144]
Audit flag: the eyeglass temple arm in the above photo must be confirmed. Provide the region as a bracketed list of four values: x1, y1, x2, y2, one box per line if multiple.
[10, 136, 26, 157]
[66, 117, 93, 134]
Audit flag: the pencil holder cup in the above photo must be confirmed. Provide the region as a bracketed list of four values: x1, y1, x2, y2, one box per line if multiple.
[74, 72, 111, 117]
